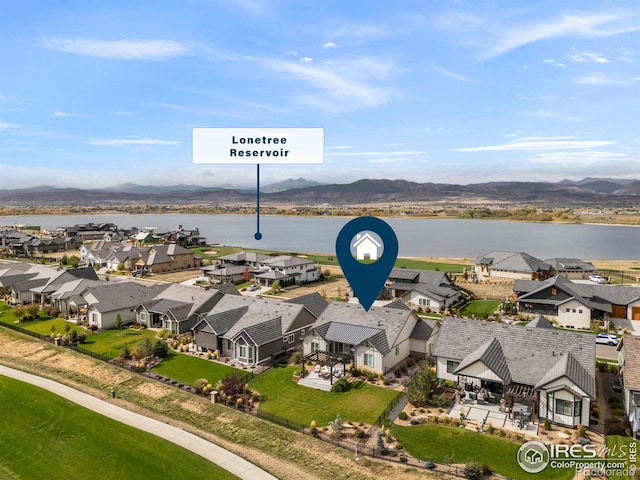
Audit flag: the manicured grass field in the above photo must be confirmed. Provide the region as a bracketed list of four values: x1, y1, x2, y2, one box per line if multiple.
[249, 365, 399, 426]
[391, 424, 573, 480]
[81, 328, 158, 358]
[459, 299, 501, 317]
[151, 350, 238, 386]
[605, 435, 637, 480]
[0, 375, 239, 480]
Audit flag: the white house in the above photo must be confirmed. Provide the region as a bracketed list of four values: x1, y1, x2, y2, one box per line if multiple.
[353, 233, 381, 261]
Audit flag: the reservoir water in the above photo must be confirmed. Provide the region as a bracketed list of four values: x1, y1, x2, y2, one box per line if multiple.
[0, 214, 638, 259]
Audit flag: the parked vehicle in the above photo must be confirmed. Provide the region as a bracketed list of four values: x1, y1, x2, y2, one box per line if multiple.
[613, 379, 623, 392]
[589, 274, 606, 284]
[247, 284, 259, 291]
[595, 333, 619, 346]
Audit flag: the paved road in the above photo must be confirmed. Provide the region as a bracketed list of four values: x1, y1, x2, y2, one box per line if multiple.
[596, 344, 618, 361]
[0, 365, 277, 480]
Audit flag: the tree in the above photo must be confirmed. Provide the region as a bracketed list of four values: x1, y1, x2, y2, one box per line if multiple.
[68, 255, 80, 268]
[115, 314, 122, 333]
[117, 262, 125, 272]
[132, 337, 153, 360]
[242, 266, 251, 282]
[60, 254, 69, 266]
[272, 280, 281, 293]
[406, 364, 439, 407]
[153, 340, 168, 358]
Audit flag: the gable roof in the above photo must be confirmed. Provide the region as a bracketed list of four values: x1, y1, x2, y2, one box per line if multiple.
[527, 314, 555, 329]
[198, 306, 249, 335]
[534, 351, 596, 399]
[544, 258, 596, 272]
[474, 251, 552, 273]
[84, 282, 166, 313]
[261, 255, 315, 268]
[434, 317, 595, 396]
[285, 292, 329, 317]
[455, 337, 512, 384]
[410, 318, 438, 341]
[310, 302, 418, 355]
[237, 316, 283, 346]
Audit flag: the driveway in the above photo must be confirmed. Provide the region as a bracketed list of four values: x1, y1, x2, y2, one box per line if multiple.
[596, 344, 619, 361]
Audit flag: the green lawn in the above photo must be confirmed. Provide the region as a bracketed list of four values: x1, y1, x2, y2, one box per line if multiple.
[11, 316, 83, 335]
[0, 374, 239, 480]
[391, 424, 573, 480]
[249, 365, 399, 426]
[605, 435, 638, 480]
[459, 300, 501, 317]
[151, 350, 238, 386]
[81, 328, 158, 358]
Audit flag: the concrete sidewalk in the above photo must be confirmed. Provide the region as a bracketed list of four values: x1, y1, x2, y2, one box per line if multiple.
[0, 365, 277, 480]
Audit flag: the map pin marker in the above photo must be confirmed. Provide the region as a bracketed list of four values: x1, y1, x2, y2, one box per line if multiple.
[336, 216, 399, 312]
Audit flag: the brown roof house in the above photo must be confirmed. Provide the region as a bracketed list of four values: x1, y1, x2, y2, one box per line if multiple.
[617, 335, 640, 437]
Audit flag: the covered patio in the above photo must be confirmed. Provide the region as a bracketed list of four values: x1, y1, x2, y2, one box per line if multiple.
[303, 350, 353, 387]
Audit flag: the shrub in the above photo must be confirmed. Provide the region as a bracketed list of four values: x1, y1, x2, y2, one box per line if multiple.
[544, 418, 551, 431]
[77, 332, 87, 344]
[398, 411, 408, 421]
[596, 361, 608, 372]
[481, 464, 492, 476]
[119, 344, 131, 359]
[132, 337, 153, 360]
[608, 364, 619, 374]
[220, 371, 246, 398]
[354, 428, 365, 438]
[193, 378, 209, 394]
[430, 394, 449, 408]
[331, 377, 350, 393]
[464, 460, 482, 480]
[153, 340, 169, 358]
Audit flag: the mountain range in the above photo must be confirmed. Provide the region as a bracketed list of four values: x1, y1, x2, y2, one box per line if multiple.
[0, 178, 638, 207]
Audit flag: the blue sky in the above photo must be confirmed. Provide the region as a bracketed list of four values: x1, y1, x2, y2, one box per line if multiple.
[1, 0, 639, 189]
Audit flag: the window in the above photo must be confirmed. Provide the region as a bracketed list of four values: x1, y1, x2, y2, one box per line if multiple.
[555, 399, 574, 416]
[566, 308, 570, 313]
[446, 360, 460, 374]
[227, 339, 232, 350]
[574, 399, 582, 416]
[363, 353, 375, 368]
[311, 342, 319, 353]
[288, 334, 295, 343]
[239, 345, 247, 358]
[419, 298, 430, 306]
[395, 346, 400, 356]
[572, 309, 576, 313]
[91, 312, 98, 323]
[578, 309, 583, 314]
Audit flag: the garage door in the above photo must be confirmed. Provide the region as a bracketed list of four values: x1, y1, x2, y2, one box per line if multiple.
[611, 305, 627, 319]
[633, 307, 640, 321]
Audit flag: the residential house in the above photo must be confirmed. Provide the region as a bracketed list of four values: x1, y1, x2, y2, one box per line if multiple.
[544, 258, 597, 280]
[217, 251, 272, 268]
[49, 278, 105, 316]
[135, 283, 228, 335]
[515, 275, 640, 330]
[164, 225, 206, 247]
[434, 316, 595, 427]
[200, 264, 254, 284]
[192, 294, 321, 365]
[474, 251, 553, 281]
[82, 282, 166, 329]
[617, 335, 640, 437]
[104, 246, 148, 271]
[302, 300, 440, 374]
[255, 255, 320, 286]
[134, 244, 202, 274]
[386, 268, 460, 312]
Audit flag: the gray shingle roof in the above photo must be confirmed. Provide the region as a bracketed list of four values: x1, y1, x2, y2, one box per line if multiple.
[200, 306, 249, 335]
[434, 317, 595, 397]
[84, 282, 166, 313]
[474, 251, 552, 273]
[240, 316, 283, 346]
[310, 302, 417, 355]
[262, 255, 315, 268]
[544, 258, 596, 272]
[527, 314, 554, 329]
[285, 292, 328, 317]
[410, 318, 438, 341]
[621, 335, 640, 391]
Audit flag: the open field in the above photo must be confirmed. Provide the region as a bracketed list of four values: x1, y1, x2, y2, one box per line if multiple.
[0, 327, 434, 480]
[0, 374, 239, 480]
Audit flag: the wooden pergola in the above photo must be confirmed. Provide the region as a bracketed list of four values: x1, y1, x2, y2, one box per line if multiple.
[506, 383, 538, 421]
[304, 351, 354, 385]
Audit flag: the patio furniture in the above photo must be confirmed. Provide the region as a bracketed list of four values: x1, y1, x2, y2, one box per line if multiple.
[314, 364, 321, 373]
[469, 392, 478, 401]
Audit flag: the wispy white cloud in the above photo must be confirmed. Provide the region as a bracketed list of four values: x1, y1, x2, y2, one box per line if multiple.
[525, 110, 583, 122]
[325, 145, 352, 150]
[478, 12, 638, 60]
[0, 122, 21, 130]
[528, 150, 633, 165]
[567, 51, 609, 63]
[90, 138, 179, 146]
[52, 110, 90, 118]
[255, 55, 397, 111]
[299, 57, 313, 63]
[326, 150, 425, 157]
[322, 42, 337, 48]
[329, 23, 394, 45]
[432, 65, 478, 82]
[369, 157, 411, 164]
[42, 38, 193, 60]
[454, 137, 614, 152]
[543, 59, 567, 67]
[574, 72, 627, 85]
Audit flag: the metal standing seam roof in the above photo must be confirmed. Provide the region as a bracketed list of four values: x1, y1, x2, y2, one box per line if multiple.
[454, 337, 512, 384]
[534, 351, 596, 399]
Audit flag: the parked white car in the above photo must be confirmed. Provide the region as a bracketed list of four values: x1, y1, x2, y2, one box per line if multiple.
[595, 333, 619, 346]
[589, 274, 606, 284]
